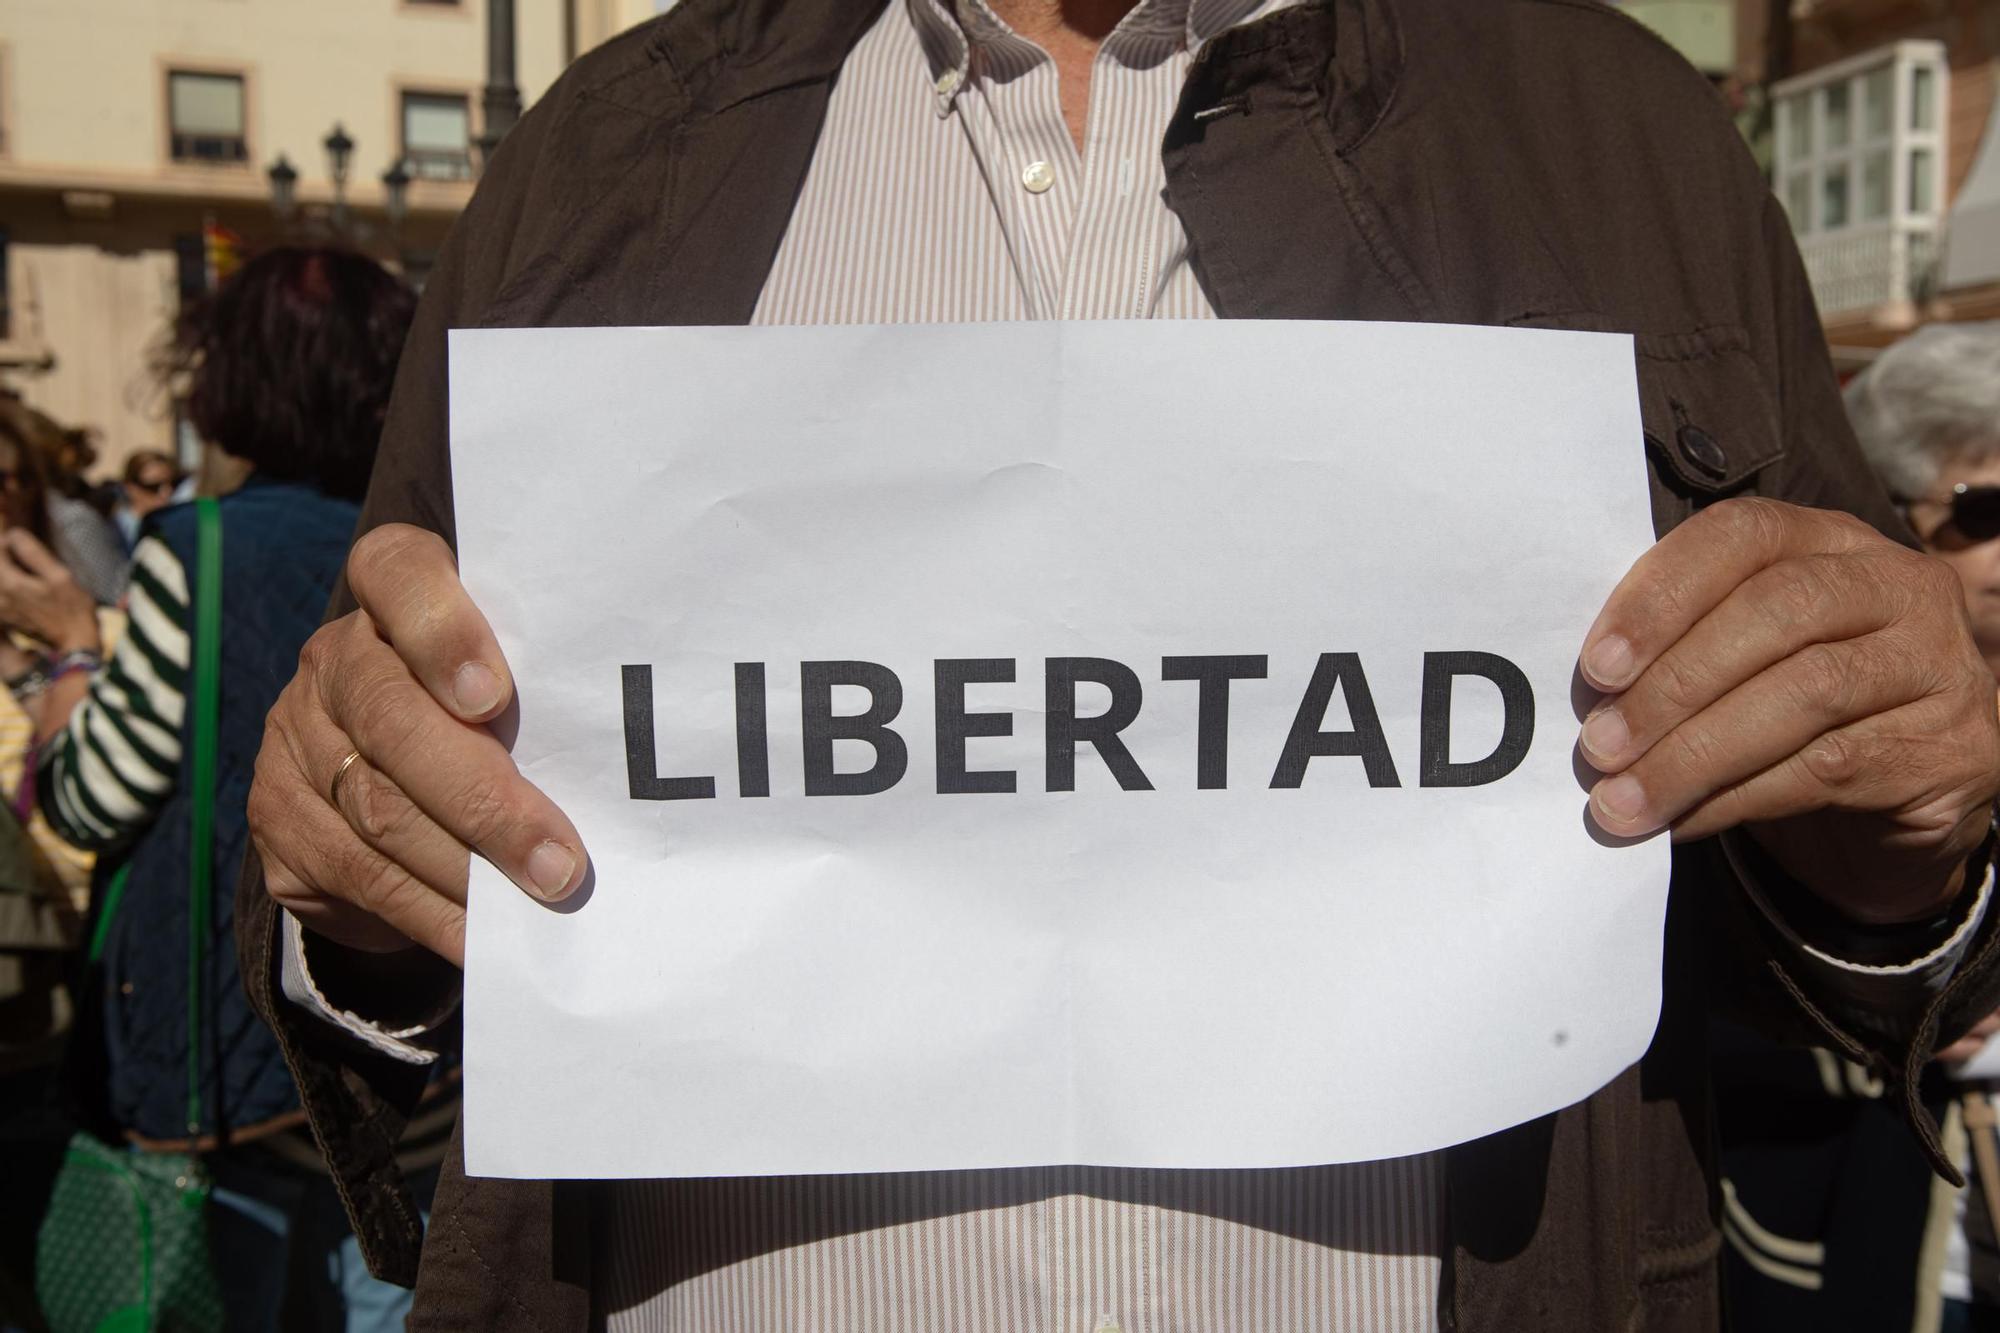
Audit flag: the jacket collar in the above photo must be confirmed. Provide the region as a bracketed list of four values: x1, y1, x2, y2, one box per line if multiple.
[905, 0, 1303, 102]
[1157, 0, 1417, 321]
[636, 0, 1399, 149]
[500, 0, 1405, 330]
[1169, 0, 1400, 156]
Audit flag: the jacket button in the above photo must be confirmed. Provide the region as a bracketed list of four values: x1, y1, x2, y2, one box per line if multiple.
[1677, 423, 1728, 479]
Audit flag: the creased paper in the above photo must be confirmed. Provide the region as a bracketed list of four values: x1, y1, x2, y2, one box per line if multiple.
[450, 319, 1668, 1180]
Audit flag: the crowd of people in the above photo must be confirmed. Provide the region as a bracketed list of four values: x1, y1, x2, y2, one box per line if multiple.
[0, 245, 444, 1332]
[2, 4, 2000, 1329]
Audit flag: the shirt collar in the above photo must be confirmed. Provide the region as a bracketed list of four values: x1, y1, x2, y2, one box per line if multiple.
[907, 0, 1285, 113]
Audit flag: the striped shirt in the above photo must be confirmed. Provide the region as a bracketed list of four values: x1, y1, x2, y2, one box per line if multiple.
[753, 0, 1260, 326]
[41, 536, 189, 849]
[600, 1, 1448, 1329]
[600, 1162, 1442, 1333]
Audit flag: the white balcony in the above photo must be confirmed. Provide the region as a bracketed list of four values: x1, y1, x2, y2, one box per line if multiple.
[1797, 221, 1940, 314]
[1774, 42, 1949, 319]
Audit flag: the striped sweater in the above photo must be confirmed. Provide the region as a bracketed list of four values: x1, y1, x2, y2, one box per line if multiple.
[41, 536, 190, 850]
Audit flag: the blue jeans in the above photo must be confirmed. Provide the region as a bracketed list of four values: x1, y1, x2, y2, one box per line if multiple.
[207, 1151, 438, 1333]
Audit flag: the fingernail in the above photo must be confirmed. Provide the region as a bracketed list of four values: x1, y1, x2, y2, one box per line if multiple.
[1583, 635, 1634, 689]
[1592, 774, 1648, 827]
[453, 662, 502, 717]
[525, 841, 578, 900]
[1579, 708, 1628, 765]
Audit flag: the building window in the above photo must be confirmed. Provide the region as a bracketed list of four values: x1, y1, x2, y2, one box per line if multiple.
[1784, 98, 1811, 163]
[173, 233, 207, 304]
[1863, 67, 1893, 138]
[1822, 163, 1850, 230]
[1910, 148, 1935, 214]
[1773, 42, 1946, 237]
[1825, 82, 1850, 150]
[1785, 171, 1810, 227]
[1860, 149, 1890, 221]
[1912, 66, 1936, 131]
[1772, 42, 1949, 313]
[401, 91, 472, 181]
[168, 70, 247, 164]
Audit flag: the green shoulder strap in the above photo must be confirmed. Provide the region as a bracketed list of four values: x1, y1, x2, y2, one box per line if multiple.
[185, 498, 223, 1135]
[85, 863, 128, 966]
[79, 502, 224, 1132]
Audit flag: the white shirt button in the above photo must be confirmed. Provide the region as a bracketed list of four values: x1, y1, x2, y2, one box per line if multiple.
[1021, 160, 1055, 194]
[935, 68, 961, 97]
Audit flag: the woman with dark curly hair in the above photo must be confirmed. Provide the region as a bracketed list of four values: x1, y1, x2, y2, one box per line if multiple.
[0, 246, 423, 1329]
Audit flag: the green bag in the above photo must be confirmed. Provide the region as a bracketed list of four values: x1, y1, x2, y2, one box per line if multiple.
[35, 498, 225, 1333]
[32, 1138, 220, 1333]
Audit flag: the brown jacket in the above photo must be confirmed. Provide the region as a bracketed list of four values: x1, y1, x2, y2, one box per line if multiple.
[237, 1, 2000, 1328]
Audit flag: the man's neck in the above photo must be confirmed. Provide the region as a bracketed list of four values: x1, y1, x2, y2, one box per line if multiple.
[985, 0, 1144, 154]
[985, 0, 1138, 38]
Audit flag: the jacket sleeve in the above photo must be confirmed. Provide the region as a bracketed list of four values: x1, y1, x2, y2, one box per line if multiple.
[1694, 190, 2000, 1181]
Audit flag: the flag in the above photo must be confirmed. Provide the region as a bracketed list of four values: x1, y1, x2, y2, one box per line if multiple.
[202, 218, 242, 291]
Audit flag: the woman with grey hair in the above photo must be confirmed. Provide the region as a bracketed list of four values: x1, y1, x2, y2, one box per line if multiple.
[1853, 321, 2000, 1331]
[1848, 320, 2000, 677]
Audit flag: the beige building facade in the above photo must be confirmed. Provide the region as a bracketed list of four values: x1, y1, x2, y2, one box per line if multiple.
[568, 0, 669, 53]
[21, 0, 1988, 473]
[0, 0, 662, 476]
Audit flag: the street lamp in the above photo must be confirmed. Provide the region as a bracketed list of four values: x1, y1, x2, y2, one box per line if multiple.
[380, 159, 411, 233]
[264, 125, 408, 257]
[477, 0, 521, 166]
[322, 123, 354, 188]
[266, 154, 299, 221]
[323, 123, 355, 229]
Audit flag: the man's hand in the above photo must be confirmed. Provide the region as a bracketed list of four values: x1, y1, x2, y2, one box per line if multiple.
[1577, 497, 2000, 926]
[248, 523, 587, 966]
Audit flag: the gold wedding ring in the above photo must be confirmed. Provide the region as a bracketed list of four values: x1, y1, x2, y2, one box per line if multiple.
[328, 749, 363, 808]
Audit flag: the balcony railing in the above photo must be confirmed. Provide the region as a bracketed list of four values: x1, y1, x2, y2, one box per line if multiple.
[1796, 222, 1940, 314]
[170, 133, 248, 165]
[405, 147, 473, 183]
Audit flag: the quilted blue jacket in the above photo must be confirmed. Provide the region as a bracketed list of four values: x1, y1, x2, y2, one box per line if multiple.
[83, 475, 356, 1142]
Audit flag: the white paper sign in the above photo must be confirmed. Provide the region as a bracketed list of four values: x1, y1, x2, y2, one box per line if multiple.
[450, 319, 1669, 1180]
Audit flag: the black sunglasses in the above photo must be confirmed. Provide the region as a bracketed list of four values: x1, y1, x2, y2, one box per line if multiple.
[1905, 482, 2000, 544]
